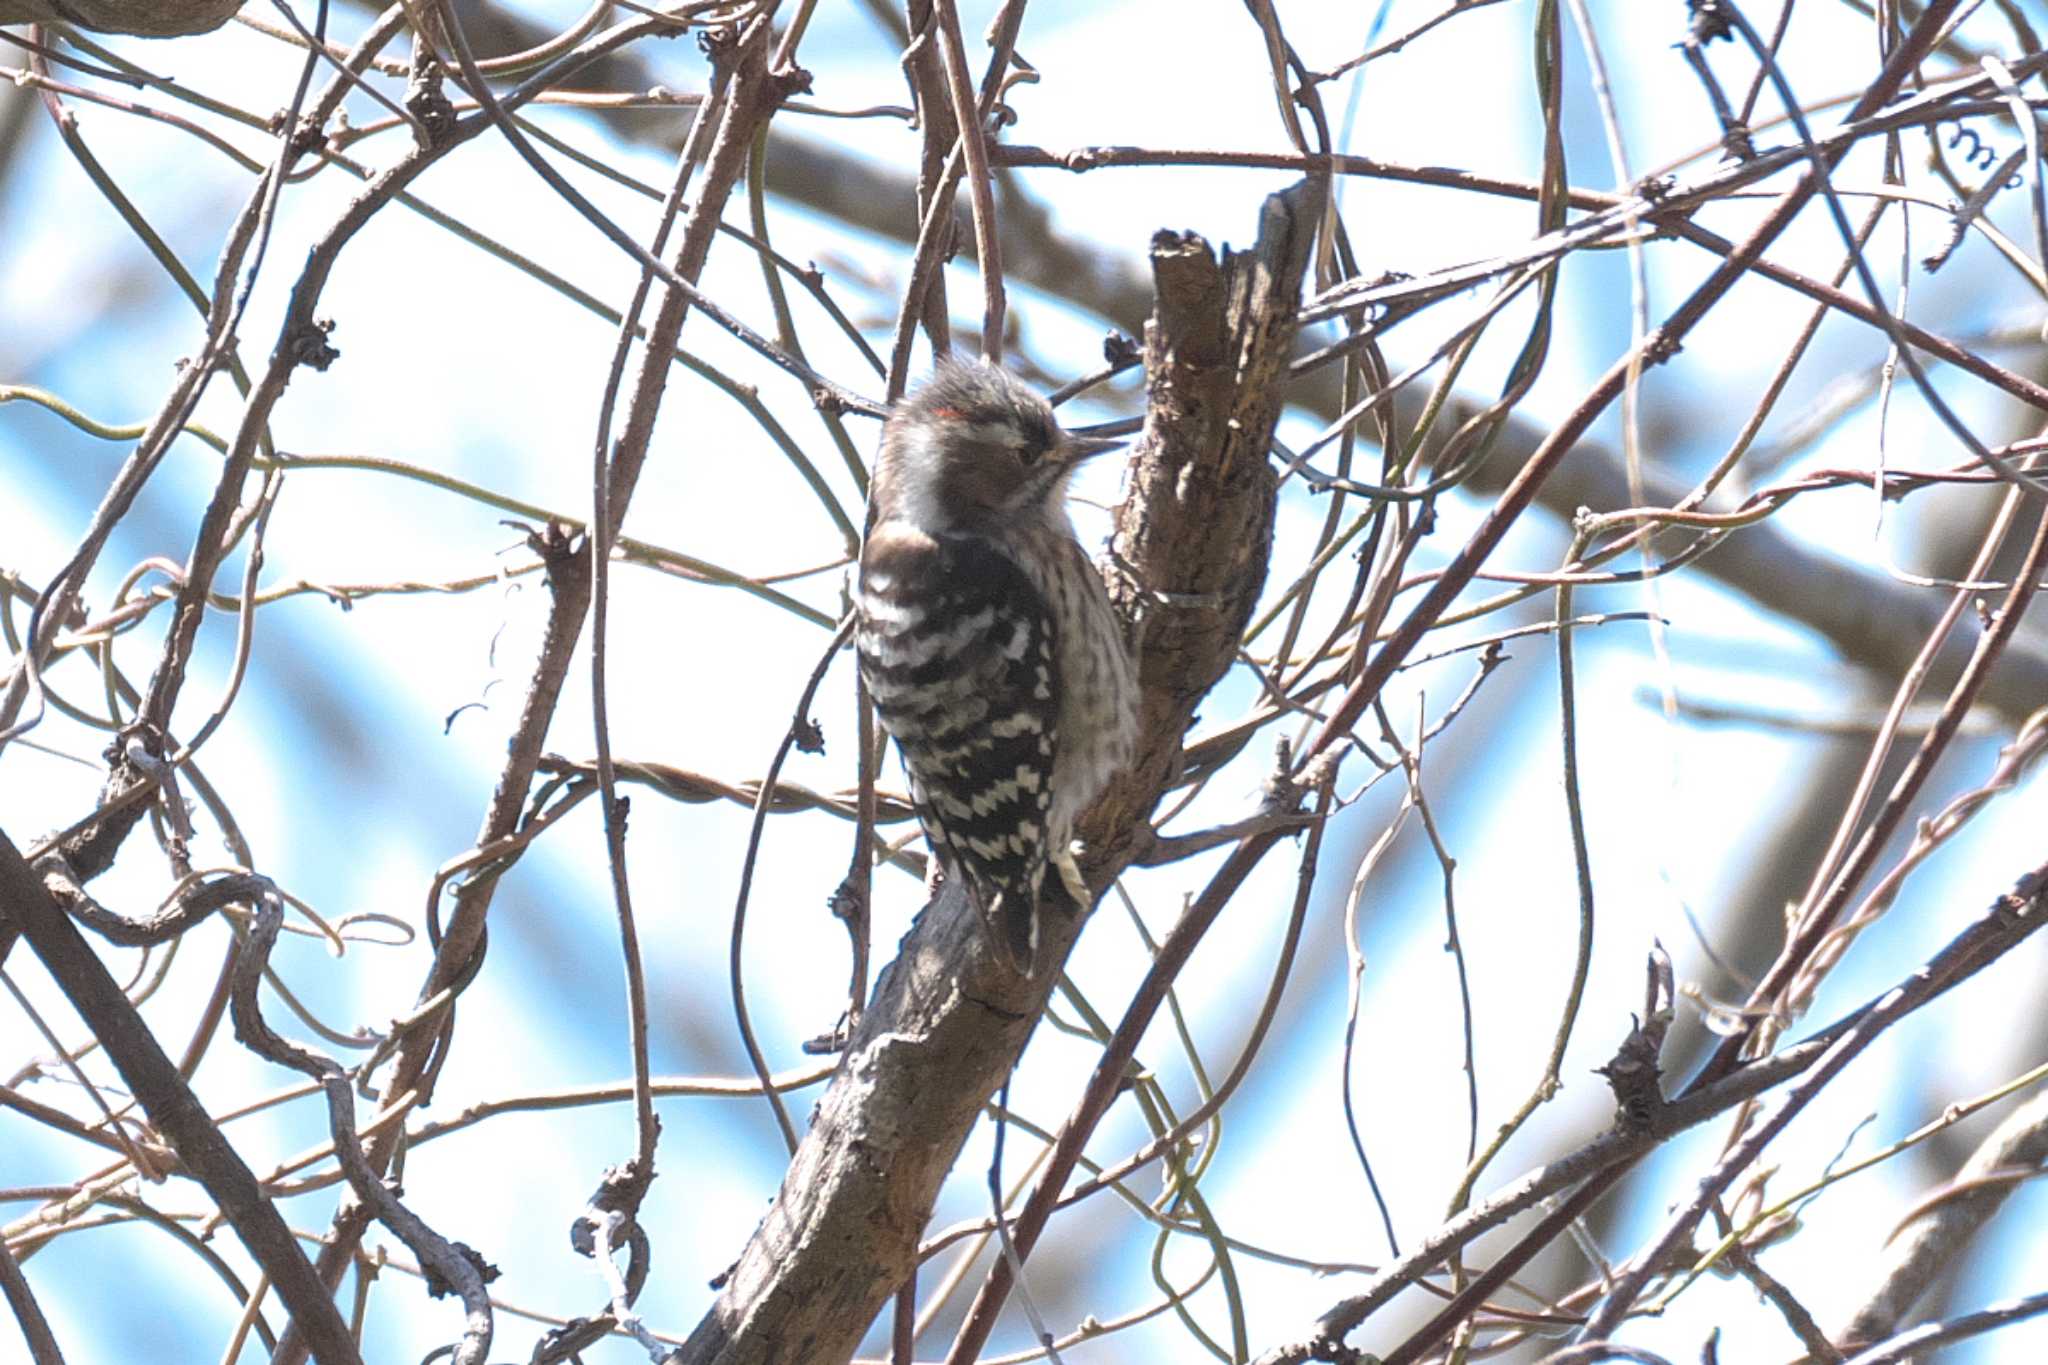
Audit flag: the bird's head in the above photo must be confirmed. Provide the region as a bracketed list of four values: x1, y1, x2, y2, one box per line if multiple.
[873, 358, 1123, 533]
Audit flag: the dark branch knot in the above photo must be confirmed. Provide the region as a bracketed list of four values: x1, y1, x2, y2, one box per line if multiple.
[288, 318, 339, 372]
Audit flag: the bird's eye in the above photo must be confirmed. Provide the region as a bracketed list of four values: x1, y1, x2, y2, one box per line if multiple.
[1015, 416, 1057, 466]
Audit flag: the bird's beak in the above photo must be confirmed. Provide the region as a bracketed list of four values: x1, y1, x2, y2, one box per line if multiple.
[1063, 432, 1128, 462]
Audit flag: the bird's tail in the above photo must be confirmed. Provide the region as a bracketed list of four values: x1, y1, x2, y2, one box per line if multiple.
[977, 886, 1040, 977]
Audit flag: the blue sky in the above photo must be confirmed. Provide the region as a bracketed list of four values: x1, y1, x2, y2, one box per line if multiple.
[4, 1, 2048, 1361]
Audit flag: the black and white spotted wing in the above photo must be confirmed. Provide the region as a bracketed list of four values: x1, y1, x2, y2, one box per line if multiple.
[856, 525, 1059, 971]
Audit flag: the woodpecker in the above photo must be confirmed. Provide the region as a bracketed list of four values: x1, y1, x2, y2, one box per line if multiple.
[856, 358, 1139, 976]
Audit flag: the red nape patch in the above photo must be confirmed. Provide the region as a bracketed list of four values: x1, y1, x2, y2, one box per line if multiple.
[930, 406, 966, 420]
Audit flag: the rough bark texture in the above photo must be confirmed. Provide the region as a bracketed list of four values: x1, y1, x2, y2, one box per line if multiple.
[674, 889, 1041, 1365]
[0, 0, 238, 35]
[1086, 187, 1312, 868]
[675, 176, 1324, 1365]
